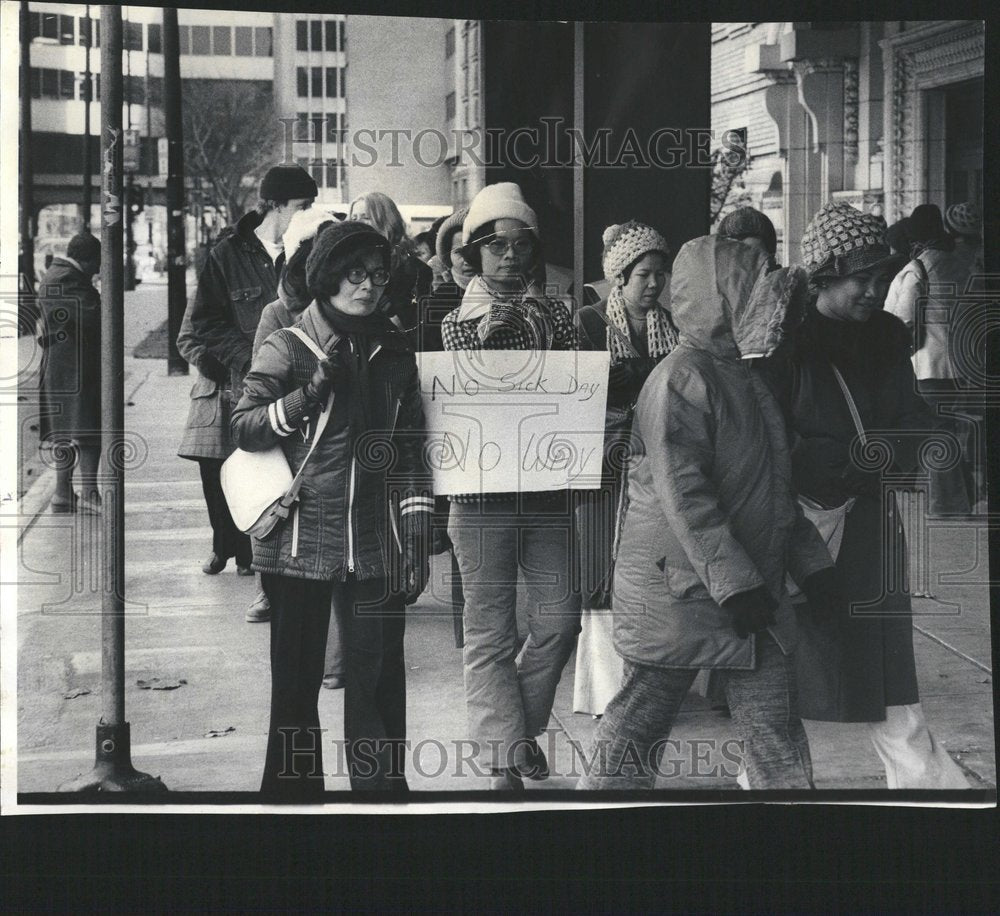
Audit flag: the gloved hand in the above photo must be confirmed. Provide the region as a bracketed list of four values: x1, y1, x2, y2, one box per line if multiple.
[303, 351, 349, 406]
[402, 532, 430, 605]
[801, 566, 844, 622]
[200, 354, 230, 386]
[723, 586, 777, 639]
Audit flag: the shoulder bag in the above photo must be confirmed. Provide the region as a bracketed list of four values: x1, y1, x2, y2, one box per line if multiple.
[221, 326, 334, 539]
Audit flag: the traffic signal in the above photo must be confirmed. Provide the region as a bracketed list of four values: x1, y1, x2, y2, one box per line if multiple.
[127, 184, 145, 215]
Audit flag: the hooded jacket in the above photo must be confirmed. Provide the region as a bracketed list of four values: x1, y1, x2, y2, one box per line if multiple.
[612, 236, 832, 670]
[232, 302, 433, 582]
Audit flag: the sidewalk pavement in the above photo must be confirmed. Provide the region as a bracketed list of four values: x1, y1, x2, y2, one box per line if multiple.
[13, 293, 996, 795]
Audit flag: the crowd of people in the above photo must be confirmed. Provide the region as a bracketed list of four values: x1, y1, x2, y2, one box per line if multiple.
[35, 159, 984, 797]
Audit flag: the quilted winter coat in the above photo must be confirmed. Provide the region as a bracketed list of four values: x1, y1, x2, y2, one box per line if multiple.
[612, 236, 832, 670]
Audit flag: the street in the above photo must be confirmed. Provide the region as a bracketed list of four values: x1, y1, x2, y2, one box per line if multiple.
[14, 285, 996, 794]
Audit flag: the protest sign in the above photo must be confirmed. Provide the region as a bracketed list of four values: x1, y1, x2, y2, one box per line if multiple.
[417, 350, 610, 495]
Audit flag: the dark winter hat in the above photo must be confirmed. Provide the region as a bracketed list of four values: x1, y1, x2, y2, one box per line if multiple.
[717, 206, 778, 257]
[305, 220, 390, 299]
[885, 218, 912, 257]
[907, 203, 947, 244]
[800, 202, 901, 279]
[66, 232, 101, 264]
[259, 163, 318, 202]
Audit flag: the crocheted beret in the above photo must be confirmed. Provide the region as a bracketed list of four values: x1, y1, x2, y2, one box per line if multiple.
[945, 201, 981, 237]
[800, 202, 895, 278]
[601, 220, 670, 281]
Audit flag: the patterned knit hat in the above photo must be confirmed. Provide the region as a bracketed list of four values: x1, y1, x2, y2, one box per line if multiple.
[800, 202, 899, 278]
[601, 220, 671, 282]
[945, 201, 982, 237]
[717, 207, 777, 256]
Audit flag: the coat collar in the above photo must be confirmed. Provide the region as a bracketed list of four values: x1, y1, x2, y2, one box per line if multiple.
[295, 301, 411, 357]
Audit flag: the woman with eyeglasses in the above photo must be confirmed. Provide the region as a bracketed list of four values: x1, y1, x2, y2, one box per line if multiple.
[349, 191, 432, 336]
[441, 182, 581, 791]
[233, 221, 434, 798]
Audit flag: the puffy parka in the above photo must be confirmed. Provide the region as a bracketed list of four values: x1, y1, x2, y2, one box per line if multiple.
[612, 236, 832, 670]
[232, 302, 434, 582]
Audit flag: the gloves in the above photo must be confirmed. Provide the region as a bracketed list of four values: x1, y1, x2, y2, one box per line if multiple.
[723, 586, 777, 639]
[303, 351, 349, 406]
[402, 532, 430, 605]
[801, 566, 844, 622]
[200, 354, 230, 386]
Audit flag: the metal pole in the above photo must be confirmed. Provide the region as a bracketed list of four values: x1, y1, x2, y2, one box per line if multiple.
[572, 21, 584, 309]
[145, 40, 152, 245]
[82, 5, 93, 233]
[124, 12, 136, 291]
[19, 1, 36, 289]
[163, 8, 188, 376]
[59, 5, 166, 792]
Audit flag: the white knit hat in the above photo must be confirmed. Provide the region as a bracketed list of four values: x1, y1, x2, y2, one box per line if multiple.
[283, 206, 337, 262]
[462, 182, 539, 245]
[601, 221, 670, 281]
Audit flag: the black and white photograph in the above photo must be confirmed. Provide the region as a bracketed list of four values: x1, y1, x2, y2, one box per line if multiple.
[2, 5, 995, 809]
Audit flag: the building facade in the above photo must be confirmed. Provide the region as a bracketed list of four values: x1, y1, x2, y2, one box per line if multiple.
[711, 20, 984, 264]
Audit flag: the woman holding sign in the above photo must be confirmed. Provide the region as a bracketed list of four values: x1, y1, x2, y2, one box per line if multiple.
[573, 222, 679, 717]
[441, 182, 581, 792]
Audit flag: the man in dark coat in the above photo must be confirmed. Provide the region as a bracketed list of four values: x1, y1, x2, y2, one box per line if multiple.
[38, 233, 103, 514]
[177, 164, 317, 622]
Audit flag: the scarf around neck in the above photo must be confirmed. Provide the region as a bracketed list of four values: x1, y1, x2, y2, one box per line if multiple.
[605, 285, 679, 362]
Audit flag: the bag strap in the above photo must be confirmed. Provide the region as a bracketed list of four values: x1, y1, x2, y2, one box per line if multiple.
[277, 326, 336, 503]
[588, 305, 641, 358]
[830, 364, 867, 446]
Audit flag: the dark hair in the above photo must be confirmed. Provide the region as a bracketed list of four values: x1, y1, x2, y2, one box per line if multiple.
[440, 222, 465, 268]
[414, 230, 435, 252]
[621, 250, 668, 286]
[308, 243, 390, 301]
[463, 219, 542, 275]
[281, 229, 329, 304]
[67, 232, 101, 264]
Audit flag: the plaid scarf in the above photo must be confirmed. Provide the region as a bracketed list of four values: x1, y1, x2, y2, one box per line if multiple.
[605, 286, 678, 362]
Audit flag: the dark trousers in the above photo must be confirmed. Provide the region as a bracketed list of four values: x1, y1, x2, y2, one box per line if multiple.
[197, 457, 252, 567]
[260, 573, 407, 799]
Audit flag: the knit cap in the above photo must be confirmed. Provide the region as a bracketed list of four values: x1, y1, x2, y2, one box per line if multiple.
[66, 232, 101, 264]
[305, 220, 390, 299]
[601, 220, 671, 281]
[800, 202, 898, 278]
[908, 203, 947, 244]
[717, 207, 777, 256]
[283, 207, 337, 262]
[462, 183, 538, 244]
[436, 208, 470, 265]
[945, 201, 981, 237]
[259, 163, 318, 202]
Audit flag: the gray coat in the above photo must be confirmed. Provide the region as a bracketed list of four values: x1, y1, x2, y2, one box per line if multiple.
[612, 236, 832, 670]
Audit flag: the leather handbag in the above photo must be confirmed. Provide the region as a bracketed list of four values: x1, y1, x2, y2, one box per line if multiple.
[221, 326, 334, 539]
[787, 363, 865, 597]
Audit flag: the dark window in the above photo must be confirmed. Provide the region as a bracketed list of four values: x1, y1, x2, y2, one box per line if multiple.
[94, 73, 100, 100]
[234, 26, 252, 56]
[296, 68, 308, 98]
[148, 77, 163, 106]
[309, 162, 324, 188]
[213, 26, 231, 55]
[59, 14, 75, 45]
[254, 27, 272, 57]
[30, 68, 40, 99]
[296, 112, 310, 141]
[60, 69, 76, 99]
[325, 20, 336, 51]
[126, 75, 147, 106]
[179, 26, 191, 55]
[326, 162, 338, 189]
[95, 19, 100, 48]
[339, 20, 345, 51]
[80, 71, 93, 103]
[124, 20, 143, 51]
[325, 67, 337, 98]
[339, 67, 345, 96]
[191, 25, 210, 55]
[445, 91, 455, 120]
[147, 23, 161, 54]
[445, 27, 455, 58]
[41, 68, 59, 98]
[30, 12, 40, 40]
[327, 113, 341, 143]
[310, 20, 322, 51]
[296, 21, 308, 51]
[41, 13, 57, 40]
[311, 67, 322, 97]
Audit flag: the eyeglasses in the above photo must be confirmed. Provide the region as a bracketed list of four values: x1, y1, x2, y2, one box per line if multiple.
[481, 232, 537, 257]
[345, 265, 391, 287]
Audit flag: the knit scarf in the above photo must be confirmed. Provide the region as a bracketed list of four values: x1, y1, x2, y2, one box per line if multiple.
[605, 285, 679, 362]
[324, 307, 398, 439]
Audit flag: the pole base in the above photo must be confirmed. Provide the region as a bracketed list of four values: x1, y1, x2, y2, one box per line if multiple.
[57, 722, 168, 793]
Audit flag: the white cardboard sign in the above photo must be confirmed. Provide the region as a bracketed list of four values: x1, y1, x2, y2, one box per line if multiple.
[417, 350, 610, 495]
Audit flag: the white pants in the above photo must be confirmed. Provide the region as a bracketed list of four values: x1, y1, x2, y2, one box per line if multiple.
[735, 704, 970, 790]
